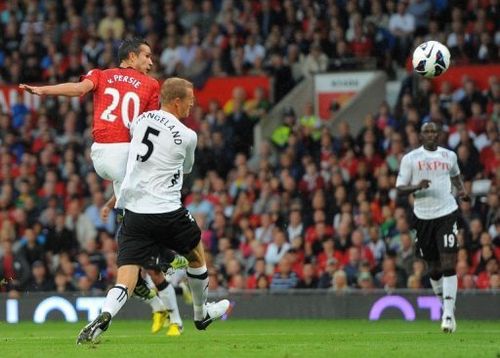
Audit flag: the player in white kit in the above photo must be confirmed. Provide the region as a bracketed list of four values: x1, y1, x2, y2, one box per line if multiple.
[396, 122, 470, 333]
[77, 77, 230, 344]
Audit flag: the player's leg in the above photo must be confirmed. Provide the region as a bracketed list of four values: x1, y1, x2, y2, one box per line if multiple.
[413, 216, 443, 300]
[133, 270, 168, 333]
[90, 142, 129, 184]
[185, 241, 230, 330]
[77, 264, 140, 344]
[167, 269, 192, 304]
[163, 208, 229, 330]
[77, 210, 154, 344]
[436, 212, 459, 333]
[148, 268, 184, 336]
[427, 260, 443, 303]
[439, 252, 458, 332]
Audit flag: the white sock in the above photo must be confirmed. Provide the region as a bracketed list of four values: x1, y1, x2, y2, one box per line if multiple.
[102, 284, 128, 317]
[146, 295, 166, 313]
[158, 283, 182, 325]
[168, 269, 187, 286]
[442, 275, 458, 318]
[430, 277, 443, 303]
[187, 265, 208, 321]
[144, 274, 155, 287]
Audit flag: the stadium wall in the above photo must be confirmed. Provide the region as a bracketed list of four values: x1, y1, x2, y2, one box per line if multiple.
[1, 291, 498, 323]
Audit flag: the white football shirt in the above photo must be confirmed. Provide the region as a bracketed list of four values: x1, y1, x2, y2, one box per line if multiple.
[117, 110, 197, 213]
[396, 146, 460, 220]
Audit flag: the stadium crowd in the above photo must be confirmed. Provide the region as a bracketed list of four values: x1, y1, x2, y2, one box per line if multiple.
[0, 0, 499, 296]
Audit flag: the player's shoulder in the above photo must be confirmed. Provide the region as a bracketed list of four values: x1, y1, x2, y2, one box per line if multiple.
[437, 146, 457, 159]
[402, 146, 422, 160]
[123, 68, 159, 86]
[175, 119, 197, 143]
[186, 126, 197, 142]
[84, 68, 102, 76]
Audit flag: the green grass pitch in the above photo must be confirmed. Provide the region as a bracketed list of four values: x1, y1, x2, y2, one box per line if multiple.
[1, 319, 499, 358]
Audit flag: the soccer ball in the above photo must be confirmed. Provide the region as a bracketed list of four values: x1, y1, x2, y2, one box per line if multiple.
[412, 41, 451, 78]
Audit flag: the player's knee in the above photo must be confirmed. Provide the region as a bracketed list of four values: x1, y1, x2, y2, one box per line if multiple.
[156, 279, 169, 291]
[429, 270, 442, 280]
[427, 261, 442, 280]
[440, 253, 457, 275]
[441, 269, 456, 277]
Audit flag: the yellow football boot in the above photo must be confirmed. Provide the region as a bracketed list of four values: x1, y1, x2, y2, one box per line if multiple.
[151, 311, 168, 334]
[166, 323, 183, 337]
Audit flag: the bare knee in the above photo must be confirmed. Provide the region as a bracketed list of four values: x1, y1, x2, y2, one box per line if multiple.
[116, 265, 141, 296]
[427, 260, 442, 280]
[146, 268, 164, 285]
[440, 253, 457, 276]
[185, 241, 205, 268]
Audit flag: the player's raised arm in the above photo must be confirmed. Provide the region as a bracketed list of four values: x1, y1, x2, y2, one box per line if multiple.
[19, 79, 94, 97]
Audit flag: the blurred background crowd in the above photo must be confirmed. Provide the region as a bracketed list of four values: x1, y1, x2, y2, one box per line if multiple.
[0, 0, 498, 296]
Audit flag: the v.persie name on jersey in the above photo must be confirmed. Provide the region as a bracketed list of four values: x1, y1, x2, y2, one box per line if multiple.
[107, 75, 141, 88]
[139, 112, 183, 144]
[417, 160, 450, 171]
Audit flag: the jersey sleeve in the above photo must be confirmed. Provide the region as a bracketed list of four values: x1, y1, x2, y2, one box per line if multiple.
[183, 131, 197, 174]
[449, 151, 461, 177]
[80, 69, 100, 90]
[396, 154, 412, 187]
[145, 79, 160, 111]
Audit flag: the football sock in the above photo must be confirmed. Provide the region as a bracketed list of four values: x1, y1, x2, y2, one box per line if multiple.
[147, 295, 166, 313]
[102, 284, 128, 317]
[157, 280, 182, 325]
[187, 265, 208, 321]
[442, 275, 457, 317]
[430, 277, 443, 302]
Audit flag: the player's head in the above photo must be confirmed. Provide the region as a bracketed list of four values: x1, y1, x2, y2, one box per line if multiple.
[161, 77, 194, 119]
[420, 121, 440, 150]
[118, 38, 153, 74]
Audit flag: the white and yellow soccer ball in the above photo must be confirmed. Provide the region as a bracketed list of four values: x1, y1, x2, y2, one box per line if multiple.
[412, 40, 451, 78]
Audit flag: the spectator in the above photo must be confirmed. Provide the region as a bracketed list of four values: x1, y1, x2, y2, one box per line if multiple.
[97, 5, 124, 40]
[331, 270, 350, 293]
[389, 0, 416, 65]
[302, 44, 329, 78]
[25, 260, 55, 292]
[84, 191, 116, 234]
[265, 228, 291, 268]
[270, 256, 298, 291]
[65, 198, 97, 249]
[0, 240, 30, 291]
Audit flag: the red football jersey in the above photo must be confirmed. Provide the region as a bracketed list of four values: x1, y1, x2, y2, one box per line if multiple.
[82, 67, 160, 143]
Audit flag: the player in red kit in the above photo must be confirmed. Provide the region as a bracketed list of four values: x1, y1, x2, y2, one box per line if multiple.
[20, 38, 187, 337]
[20, 38, 158, 205]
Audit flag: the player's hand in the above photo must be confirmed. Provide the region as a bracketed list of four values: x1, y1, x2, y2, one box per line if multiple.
[418, 179, 431, 189]
[457, 190, 471, 202]
[19, 84, 44, 96]
[100, 205, 111, 222]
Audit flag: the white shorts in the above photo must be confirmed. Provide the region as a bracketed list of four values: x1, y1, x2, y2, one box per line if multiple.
[90, 142, 130, 201]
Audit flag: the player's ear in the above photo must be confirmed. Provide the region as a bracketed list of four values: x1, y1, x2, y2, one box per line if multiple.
[128, 51, 138, 62]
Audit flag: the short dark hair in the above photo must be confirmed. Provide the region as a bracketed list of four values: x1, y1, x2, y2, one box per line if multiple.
[118, 38, 150, 63]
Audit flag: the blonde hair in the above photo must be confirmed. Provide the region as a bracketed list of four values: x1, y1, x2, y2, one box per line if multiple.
[161, 77, 193, 104]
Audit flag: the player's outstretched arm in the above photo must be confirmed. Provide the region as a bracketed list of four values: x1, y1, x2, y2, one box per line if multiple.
[451, 175, 470, 201]
[397, 179, 431, 196]
[19, 79, 94, 97]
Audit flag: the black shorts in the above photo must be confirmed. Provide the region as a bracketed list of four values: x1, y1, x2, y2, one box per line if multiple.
[117, 207, 201, 268]
[412, 210, 459, 262]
